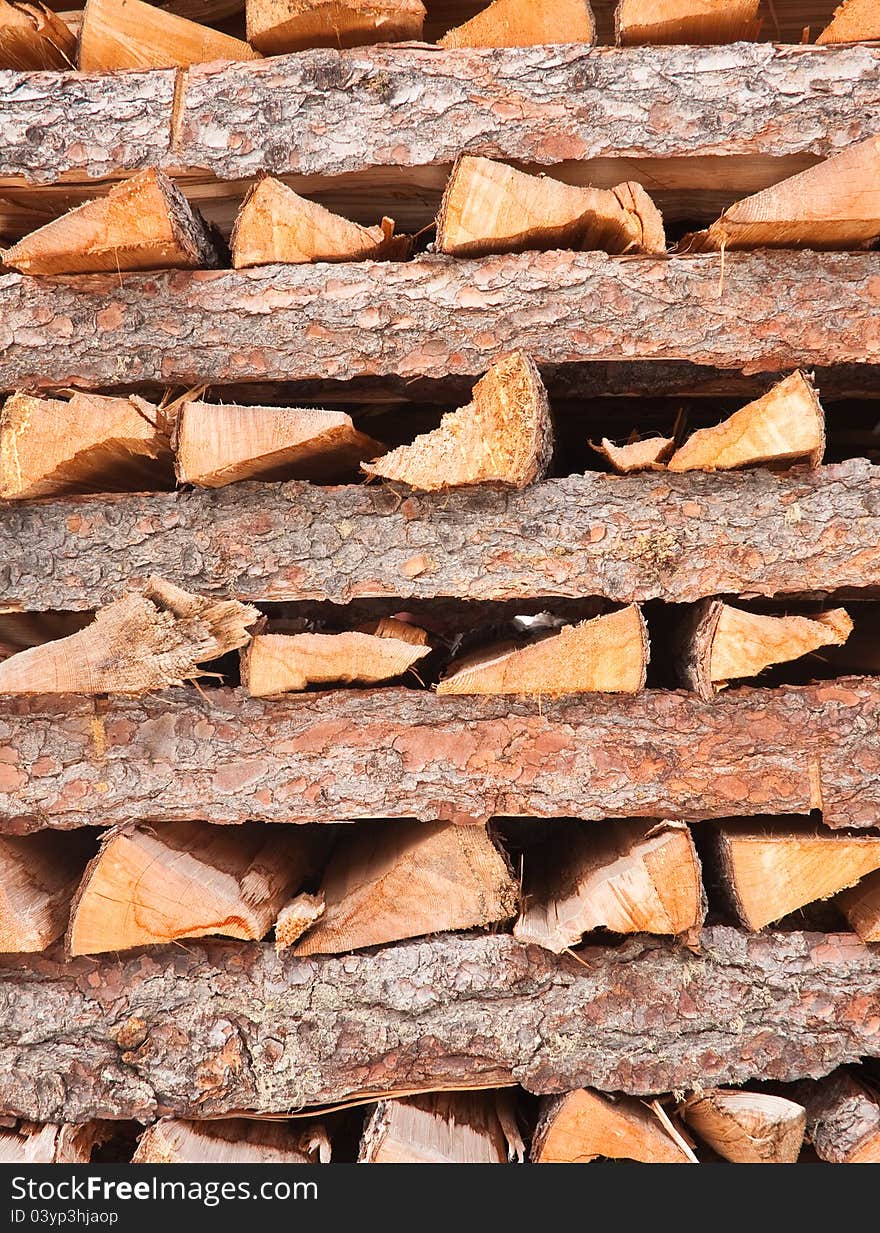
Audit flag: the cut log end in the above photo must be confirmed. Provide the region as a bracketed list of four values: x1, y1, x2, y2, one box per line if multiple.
[0, 1, 76, 69]
[615, 0, 761, 45]
[133, 1118, 326, 1164]
[838, 868, 880, 942]
[359, 1092, 518, 1164]
[592, 435, 674, 473]
[681, 1090, 806, 1163]
[79, 0, 259, 69]
[817, 0, 880, 44]
[438, 0, 595, 48]
[241, 627, 430, 696]
[246, 0, 426, 55]
[532, 1089, 692, 1163]
[0, 832, 90, 953]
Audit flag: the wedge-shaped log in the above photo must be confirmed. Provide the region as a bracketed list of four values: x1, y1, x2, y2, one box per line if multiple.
[79, 0, 259, 68]
[437, 605, 647, 697]
[615, 0, 760, 45]
[242, 624, 430, 697]
[133, 1118, 327, 1164]
[439, 0, 594, 47]
[1, 391, 173, 501]
[0, 1123, 107, 1164]
[532, 1089, 691, 1163]
[680, 1090, 806, 1163]
[294, 820, 518, 955]
[677, 602, 852, 700]
[175, 400, 383, 487]
[2, 169, 217, 277]
[838, 869, 880, 942]
[713, 824, 880, 931]
[798, 1072, 880, 1164]
[436, 156, 665, 257]
[230, 177, 404, 269]
[0, 0, 75, 68]
[668, 372, 825, 473]
[0, 576, 257, 696]
[359, 1092, 518, 1164]
[0, 832, 90, 953]
[246, 0, 425, 53]
[817, 0, 880, 44]
[362, 351, 553, 492]
[514, 820, 704, 952]
[67, 822, 316, 955]
[682, 135, 880, 252]
[592, 435, 674, 473]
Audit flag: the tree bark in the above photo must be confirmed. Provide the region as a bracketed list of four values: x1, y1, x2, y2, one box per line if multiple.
[0, 929, 878, 1121]
[1, 680, 877, 831]
[1, 461, 877, 611]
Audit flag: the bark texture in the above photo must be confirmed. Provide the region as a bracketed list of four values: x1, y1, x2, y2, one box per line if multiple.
[0, 251, 878, 390]
[0, 929, 878, 1121]
[0, 462, 877, 611]
[1, 681, 877, 831]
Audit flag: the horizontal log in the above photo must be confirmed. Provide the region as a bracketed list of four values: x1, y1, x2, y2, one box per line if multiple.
[0, 251, 878, 391]
[1, 462, 878, 610]
[1, 680, 877, 831]
[0, 929, 877, 1121]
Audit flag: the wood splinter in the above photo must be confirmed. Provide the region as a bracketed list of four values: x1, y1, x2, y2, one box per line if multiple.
[531, 1089, 692, 1163]
[133, 1119, 329, 1164]
[275, 892, 326, 951]
[79, 0, 260, 69]
[592, 435, 674, 474]
[2, 169, 218, 277]
[230, 177, 407, 269]
[438, 0, 595, 48]
[513, 819, 704, 953]
[246, 0, 425, 55]
[817, 0, 880, 45]
[359, 1092, 522, 1164]
[615, 0, 761, 45]
[680, 1090, 806, 1164]
[0, 576, 258, 696]
[0, 832, 91, 953]
[677, 601, 852, 700]
[0, 1123, 109, 1164]
[0, 0, 75, 69]
[362, 351, 553, 492]
[436, 155, 665, 258]
[437, 605, 647, 697]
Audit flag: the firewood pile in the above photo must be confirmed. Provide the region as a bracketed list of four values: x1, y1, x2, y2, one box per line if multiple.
[2, 0, 880, 1166]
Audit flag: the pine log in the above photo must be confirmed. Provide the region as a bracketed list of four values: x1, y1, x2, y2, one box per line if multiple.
[0, 832, 90, 953]
[359, 1092, 518, 1163]
[514, 820, 704, 952]
[592, 435, 674, 473]
[1, 462, 877, 612]
[246, 0, 425, 55]
[438, 0, 595, 46]
[797, 1072, 880, 1164]
[0, 1122, 107, 1163]
[437, 606, 648, 697]
[677, 602, 853, 700]
[680, 1090, 806, 1163]
[2, 169, 218, 276]
[436, 156, 665, 257]
[230, 177, 404, 269]
[133, 1118, 327, 1163]
[668, 371, 825, 473]
[0, 577, 257, 696]
[1, 391, 173, 500]
[817, 0, 879, 44]
[531, 1089, 691, 1162]
[713, 824, 880, 931]
[275, 891, 325, 949]
[0, 1, 74, 68]
[837, 869, 880, 942]
[241, 627, 430, 696]
[2, 930, 880, 1120]
[79, 0, 260, 69]
[615, 0, 761, 45]
[174, 400, 383, 486]
[67, 821, 317, 955]
[293, 820, 518, 955]
[682, 135, 880, 252]
[362, 352, 553, 491]
[4, 682, 880, 831]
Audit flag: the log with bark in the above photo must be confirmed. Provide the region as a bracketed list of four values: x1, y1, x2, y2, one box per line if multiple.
[0, 832, 91, 953]
[438, 0, 595, 47]
[531, 1089, 692, 1162]
[359, 1092, 520, 1163]
[0, 1122, 109, 1163]
[241, 625, 430, 696]
[817, 0, 879, 44]
[79, 0, 260, 69]
[614, 0, 761, 44]
[679, 1090, 806, 1163]
[0, 0, 74, 68]
[796, 1070, 880, 1164]
[2, 929, 880, 1120]
[246, 0, 425, 55]
[133, 1118, 328, 1163]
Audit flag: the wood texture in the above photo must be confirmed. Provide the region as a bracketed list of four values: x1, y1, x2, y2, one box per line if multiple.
[531, 1089, 690, 1163]
[593, 435, 673, 472]
[798, 1071, 880, 1163]
[0, 1122, 107, 1163]
[241, 628, 430, 695]
[359, 1092, 516, 1163]
[2, 681, 880, 831]
[0, 832, 89, 953]
[246, 0, 425, 55]
[817, 0, 879, 43]
[680, 1090, 806, 1163]
[0, 1, 75, 69]
[133, 1118, 325, 1163]
[1, 929, 879, 1120]
[615, 0, 761, 45]
[438, 0, 595, 47]
[837, 869, 880, 942]
[79, 0, 259, 69]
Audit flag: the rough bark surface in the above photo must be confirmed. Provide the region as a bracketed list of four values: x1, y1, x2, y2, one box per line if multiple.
[0, 930, 878, 1121]
[0, 251, 878, 390]
[1, 681, 877, 831]
[1, 462, 878, 610]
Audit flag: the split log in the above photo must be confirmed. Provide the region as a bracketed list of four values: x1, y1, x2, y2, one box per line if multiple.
[359, 1092, 518, 1163]
[0, 1122, 107, 1163]
[246, 0, 425, 54]
[797, 1072, 880, 1164]
[531, 1089, 691, 1163]
[712, 824, 880, 931]
[514, 820, 704, 952]
[438, 0, 595, 47]
[437, 606, 647, 698]
[67, 822, 317, 955]
[817, 0, 879, 44]
[436, 156, 666, 257]
[0, 576, 257, 696]
[133, 1118, 327, 1163]
[362, 351, 553, 492]
[837, 870, 880, 942]
[0, 832, 90, 953]
[680, 1090, 806, 1163]
[668, 372, 825, 473]
[0, 1, 74, 68]
[293, 820, 518, 955]
[592, 435, 674, 473]
[230, 177, 405, 269]
[2, 169, 218, 276]
[79, 0, 260, 69]
[174, 400, 383, 487]
[677, 602, 853, 700]
[3, 930, 880, 1120]
[241, 626, 430, 696]
[682, 135, 880, 252]
[5, 681, 880, 831]
[614, 0, 761, 45]
[1, 391, 173, 500]
[274, 892, 325, 949]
